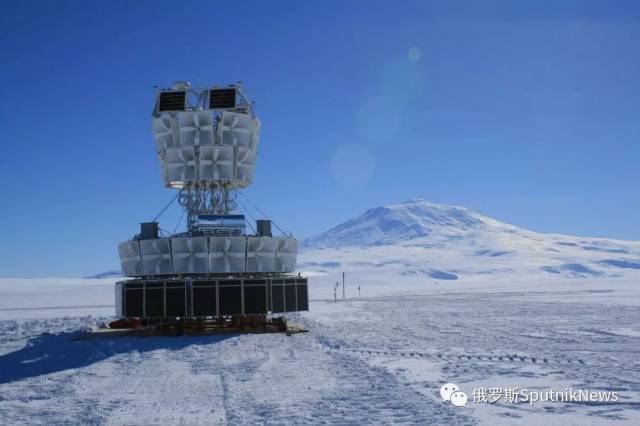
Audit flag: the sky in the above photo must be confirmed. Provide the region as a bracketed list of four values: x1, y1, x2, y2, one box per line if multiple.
[0, 0, 639, 277]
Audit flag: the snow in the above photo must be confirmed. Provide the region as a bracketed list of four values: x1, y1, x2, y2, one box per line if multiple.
[0, 278, 115, 320]
[299, 199, 640, 299]
[2, 200, 640, 424]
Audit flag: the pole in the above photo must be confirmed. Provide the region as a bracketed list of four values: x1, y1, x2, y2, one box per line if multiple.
[342, 272, 345, 299]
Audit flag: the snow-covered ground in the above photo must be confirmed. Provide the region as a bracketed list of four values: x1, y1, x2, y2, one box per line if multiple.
[1, 200, 640, 424]
[300, 199, 640, 300]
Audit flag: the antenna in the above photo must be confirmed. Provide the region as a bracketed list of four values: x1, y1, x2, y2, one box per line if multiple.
[114, 81, 309, 325]
[151, 84, 260, 225]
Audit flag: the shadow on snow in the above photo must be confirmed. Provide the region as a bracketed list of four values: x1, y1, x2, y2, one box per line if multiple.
[0, 331, 235, 384]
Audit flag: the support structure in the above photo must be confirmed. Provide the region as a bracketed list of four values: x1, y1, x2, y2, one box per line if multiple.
[178, 183, 238, 228]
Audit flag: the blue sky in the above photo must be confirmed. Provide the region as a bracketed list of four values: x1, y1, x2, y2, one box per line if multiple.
[1, 0, 639, 277]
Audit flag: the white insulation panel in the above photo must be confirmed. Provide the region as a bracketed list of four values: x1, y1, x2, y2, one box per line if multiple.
[118, 241, 142, 277]
[152, 115, 178, 151]
[199, 145, 234, 180]
[246, 237, 278, 272]
[209, 236, 247, 273]
[178, 111, 214, 146]
[140, 239, 172, 275]
[171, 237, 209, 274]
[275, 237, 298, 272]
[119, 236, 298, 276]
[153, 110, 260, 189]
[219, 111, 260, 150]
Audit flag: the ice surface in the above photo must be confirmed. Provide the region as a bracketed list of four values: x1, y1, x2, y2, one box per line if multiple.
[1, 277, 639, 424]
[2, 200, 640, 424]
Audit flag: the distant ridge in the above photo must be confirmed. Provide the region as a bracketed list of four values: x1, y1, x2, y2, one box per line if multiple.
[94, 199, 640, 280]
[300, 199, 640, 280]
[303, 198, 516, 248]
[85, 270, 122, 279]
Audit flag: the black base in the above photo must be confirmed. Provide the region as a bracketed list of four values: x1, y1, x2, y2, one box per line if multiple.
[116, 275, 308, 319]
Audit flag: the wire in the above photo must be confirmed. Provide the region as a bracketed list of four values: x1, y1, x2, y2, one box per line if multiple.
[236, 197, 256, 221]
[152, 190, 182, 222]
[158, 227, 172, 238]
[173, 210, 185, 234]
[236, 198, 257, 234]
[236, 190, 291, 236]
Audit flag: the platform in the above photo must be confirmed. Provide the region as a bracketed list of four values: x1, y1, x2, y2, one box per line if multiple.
[75, 319, 308, 340]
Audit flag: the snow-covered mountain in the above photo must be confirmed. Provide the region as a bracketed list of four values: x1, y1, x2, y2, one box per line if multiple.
[300, 199, 640, 285]
[303, 198, 519, 248]
[85, 270, 122, 279]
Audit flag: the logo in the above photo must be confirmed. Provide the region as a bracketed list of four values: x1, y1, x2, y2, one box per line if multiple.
[440, 383, 619, 407]
[440, 383, 467, 407]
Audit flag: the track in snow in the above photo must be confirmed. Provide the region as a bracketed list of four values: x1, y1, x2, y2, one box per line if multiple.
[2, 287, 640, 424]
[0, 317, 473, 425]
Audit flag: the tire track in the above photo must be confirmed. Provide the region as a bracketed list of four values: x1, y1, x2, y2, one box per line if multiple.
[312, 343, 634, 369]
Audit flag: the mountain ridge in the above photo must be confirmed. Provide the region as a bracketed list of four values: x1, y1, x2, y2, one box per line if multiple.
[299, 198, 640, 281]
[303, 198, 520, 248]
[97, 199, 640, 281]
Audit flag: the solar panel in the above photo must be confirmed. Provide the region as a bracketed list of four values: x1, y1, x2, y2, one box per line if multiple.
[158, 91, 186, 112]
[209, 88, 236, 109]
[271, 283, 285, 313]
[124, 287, 143, 317]
[166, 285, 186, 316]
[193, 285, 217, 316]
[219, 284, 242, 315]
[244, 284, 267, 314]
[285, 284, 297, 312]
[296, 282, 308, 311]
[145, 287, 164, 317]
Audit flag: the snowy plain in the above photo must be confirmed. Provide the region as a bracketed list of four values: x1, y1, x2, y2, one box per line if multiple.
[1, 200, 640, 425]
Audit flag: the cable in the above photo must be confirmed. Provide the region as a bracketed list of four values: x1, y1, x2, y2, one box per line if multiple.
[152, 190, 182, 222]
[158, 227, 172, 238]
[236, 190, 291, 236]
[173, 210, 185, 234]
[236, 198, 257, 234]
[236, 198, 256, 221]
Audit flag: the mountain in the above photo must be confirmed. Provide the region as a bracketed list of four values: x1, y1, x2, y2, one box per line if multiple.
[85, 270, 122, 279]
[299, 199, 640, 283]
[302, 198, 518, 248]
[94, 199, 640, 284]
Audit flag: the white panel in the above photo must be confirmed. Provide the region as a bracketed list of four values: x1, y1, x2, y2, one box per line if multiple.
[140, 239, 173, 275]
[158, 152, 170, 186]
[153, 111, 260, 189]
[166, 147, 197, 183]
[219, 111, 259, 150]
[235, 147, 256, 183]
[246, 237, 277, 272]
[152, 115, 178, 151]
[253, 121, 261, 151]
[178, 111, 214, 146]
[275, 238, 298, 272]
[115, 282, 123, 318]
[171, 237, 209, 274]
[209, 237, 246, 273]
[118, 241, 142, 277]
[199, 145, 234, 180]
